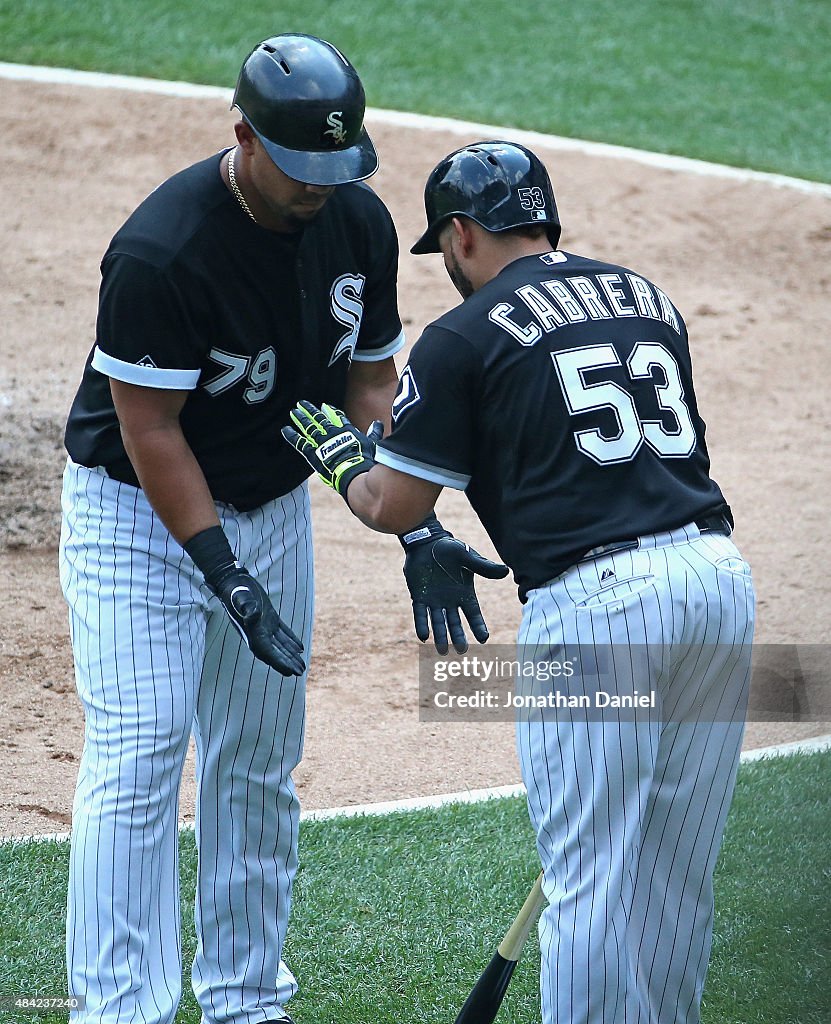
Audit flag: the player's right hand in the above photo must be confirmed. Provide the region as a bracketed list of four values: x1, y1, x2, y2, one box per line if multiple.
[210, 566, 306, 676]
[281, 400, 381, 497]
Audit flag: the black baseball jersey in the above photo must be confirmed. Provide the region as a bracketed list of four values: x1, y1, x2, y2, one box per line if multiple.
[376, 250, 726, 598]
[65, 151, 403, 511]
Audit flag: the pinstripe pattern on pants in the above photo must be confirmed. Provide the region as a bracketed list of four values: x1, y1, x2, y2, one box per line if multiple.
[516, 522, 755, 1024]
[60, 459, 314, 1024]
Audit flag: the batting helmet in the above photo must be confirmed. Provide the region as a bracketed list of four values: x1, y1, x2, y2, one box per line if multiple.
[411, 141, 561, 255]
[232, 34, 377, 186]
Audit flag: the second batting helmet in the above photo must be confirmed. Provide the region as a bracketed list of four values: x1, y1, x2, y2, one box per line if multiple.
[232, 34, 377, 186]
[411, 141, 561, 254]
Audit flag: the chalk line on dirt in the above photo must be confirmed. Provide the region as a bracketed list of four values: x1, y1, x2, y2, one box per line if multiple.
[3, 733, 829, 844]
[1, 61, 829, 197]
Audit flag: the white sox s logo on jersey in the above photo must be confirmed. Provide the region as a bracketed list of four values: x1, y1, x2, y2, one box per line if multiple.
[324, 111, 347, 145]
[329, 274, 366, 365]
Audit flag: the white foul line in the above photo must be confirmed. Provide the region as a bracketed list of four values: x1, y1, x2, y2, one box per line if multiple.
[737, 732, 831, 763]
[300, 781, 527, 822]
[1, 61, 829, 197]
[304, 732, 831, 819]
[3, 733, 829, 844]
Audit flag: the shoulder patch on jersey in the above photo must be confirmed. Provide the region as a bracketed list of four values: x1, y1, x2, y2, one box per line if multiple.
[539, 251, 568, 265]
[391, 365, 421, 423]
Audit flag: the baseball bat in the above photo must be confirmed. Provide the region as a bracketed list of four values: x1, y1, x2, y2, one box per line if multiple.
[452, 871, 546, 1024]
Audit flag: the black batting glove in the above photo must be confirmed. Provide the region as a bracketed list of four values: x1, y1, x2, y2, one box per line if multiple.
[281, 400, 382, 499]
[185, 527, 306, 677]
[208, 565, 306, 677]
[401, 514, 509, 655]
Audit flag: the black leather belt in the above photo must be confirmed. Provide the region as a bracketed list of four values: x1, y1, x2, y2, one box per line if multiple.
[581, 511, 732, 562]
[694, 511, 733, 536]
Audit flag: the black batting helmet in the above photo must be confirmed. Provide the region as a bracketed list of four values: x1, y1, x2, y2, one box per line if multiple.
[232, 34, 377, 186]
[411, 141, 561, 254]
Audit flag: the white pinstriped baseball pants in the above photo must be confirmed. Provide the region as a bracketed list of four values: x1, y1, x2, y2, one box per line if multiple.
[516, 523, 755, 1024]
[60, 460, 314, 1024]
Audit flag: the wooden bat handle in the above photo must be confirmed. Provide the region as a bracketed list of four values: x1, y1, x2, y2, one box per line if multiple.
[497, 871, 546, 961]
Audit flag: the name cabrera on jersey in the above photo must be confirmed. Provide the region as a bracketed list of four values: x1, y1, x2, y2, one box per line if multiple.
[376, 250, 726, 598]
[64, 152, 404, 511]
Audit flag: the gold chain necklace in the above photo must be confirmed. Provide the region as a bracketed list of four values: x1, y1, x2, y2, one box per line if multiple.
[227, 147, 257, 224]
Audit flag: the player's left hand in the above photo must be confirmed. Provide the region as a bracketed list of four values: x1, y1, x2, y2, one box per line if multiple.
[281, 400, 382, 497]
[402, 528, 509, 655]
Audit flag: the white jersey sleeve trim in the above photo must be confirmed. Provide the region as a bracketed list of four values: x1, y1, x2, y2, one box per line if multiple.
[375, 444, 470, 490]
[352, 329, 406, 362]
[92, 347, 202, 389]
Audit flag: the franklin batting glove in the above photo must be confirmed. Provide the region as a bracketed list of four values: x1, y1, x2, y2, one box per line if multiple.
[281, 400, 382, 498]
[400, 513, 510, 655]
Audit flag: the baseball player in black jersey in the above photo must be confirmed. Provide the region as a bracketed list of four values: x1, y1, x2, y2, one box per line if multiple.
[58, 35, 503, 1024]
[284, 142, 756, 1024]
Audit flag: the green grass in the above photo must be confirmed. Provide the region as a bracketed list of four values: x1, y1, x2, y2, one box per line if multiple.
[702, 751, 831, 1024]
[0, 1, 829, 181]
[0, 750, 829, 1023]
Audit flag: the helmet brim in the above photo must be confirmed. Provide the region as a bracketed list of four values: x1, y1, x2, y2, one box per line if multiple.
[411, 215, 562, 256]
[410, 220, 445, 255]
[256, 126, 378, 186]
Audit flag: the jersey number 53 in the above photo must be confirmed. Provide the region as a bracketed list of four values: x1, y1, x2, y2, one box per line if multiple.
[552, 342, 697, 464]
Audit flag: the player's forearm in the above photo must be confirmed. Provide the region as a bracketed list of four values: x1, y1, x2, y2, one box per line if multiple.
[346, 465, 436, 535]
[344, 468, 400, 533]
[342, 358, 398, 433]
[120, 423, 221, 545]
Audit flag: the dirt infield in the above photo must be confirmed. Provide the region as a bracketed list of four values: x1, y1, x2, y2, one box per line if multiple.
[1, 78, 829, 837]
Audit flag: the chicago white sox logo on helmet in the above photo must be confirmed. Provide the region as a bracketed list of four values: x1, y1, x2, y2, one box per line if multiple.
[324, 111, 347, 145]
